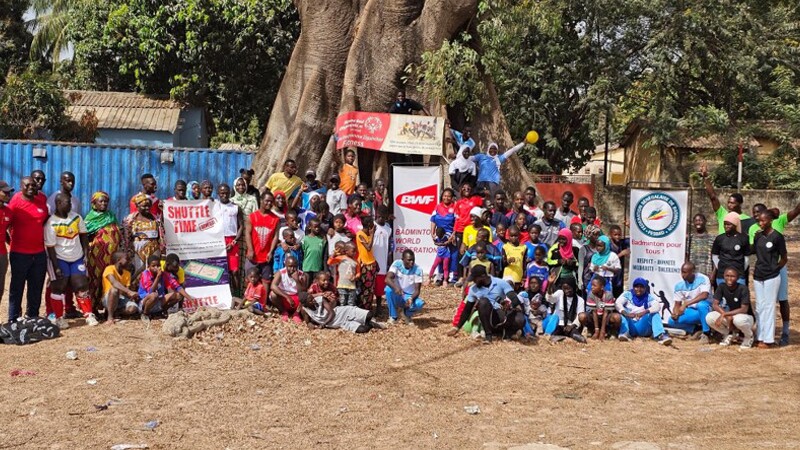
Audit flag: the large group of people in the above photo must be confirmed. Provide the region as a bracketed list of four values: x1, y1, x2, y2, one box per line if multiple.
[0, 110, 795, 347]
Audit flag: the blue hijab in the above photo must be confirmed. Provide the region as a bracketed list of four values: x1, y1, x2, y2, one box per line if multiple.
[630, 277, 651, 308]
[591, 235, 612, 267]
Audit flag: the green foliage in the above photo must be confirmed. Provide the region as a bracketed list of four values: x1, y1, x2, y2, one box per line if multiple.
[28, 0, 77, 66]
[63, 0, 299, 144]
[0, 0, 32, 84]
[404, 33, 487, 121]
[0, 70, 68, 138]
[210, 116, 261, 148]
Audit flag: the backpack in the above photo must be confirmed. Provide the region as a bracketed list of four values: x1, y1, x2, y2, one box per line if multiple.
[0, 317, 60, 345]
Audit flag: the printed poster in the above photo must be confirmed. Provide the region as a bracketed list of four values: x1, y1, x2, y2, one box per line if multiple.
[335, 111, 444, 156]
[628, 189, 689, 323]
[163, 199, 232, 311]
[393, 166, 440, 274]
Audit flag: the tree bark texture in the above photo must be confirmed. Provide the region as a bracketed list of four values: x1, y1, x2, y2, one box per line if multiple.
[253, 0, 534, 193]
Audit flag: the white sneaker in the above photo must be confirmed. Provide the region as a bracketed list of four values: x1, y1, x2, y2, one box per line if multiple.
[740, 336, 754, 349]
[470, 330, 481, 340]
[85, 314, 99, 327]
[719, 334, 734, 346]
[388, 317, 399, 325]
[55, 317, 70, 329]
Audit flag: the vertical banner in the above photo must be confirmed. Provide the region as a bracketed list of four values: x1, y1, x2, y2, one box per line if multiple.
[163, 199, 233, 311]
[393, 166, 441, 274]
[629, 189, 688, 322]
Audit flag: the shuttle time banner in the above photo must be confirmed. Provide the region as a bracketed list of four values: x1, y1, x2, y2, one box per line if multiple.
[163, 199, 233, 311]
[628, 189, 688, 322]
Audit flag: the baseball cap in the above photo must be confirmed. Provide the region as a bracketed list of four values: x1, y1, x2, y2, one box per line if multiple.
[469, 206, 486, 217]
[0, 181, 13, 193]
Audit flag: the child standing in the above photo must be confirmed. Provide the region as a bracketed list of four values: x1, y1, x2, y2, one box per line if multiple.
[301, 218, 326, 282]
[336, 242, 359, 307]
[589, 235, 621, 292]
[502, 226, 527, 289]
[356, 215, 378, 309]
[586, 276, 616, 340]
[279, 210, 305, 244]
[373, 206, 393, 304]
[218, 183, 243, 295]
[326, 176, 348, 216]
[327, 214, 352, 279]
[429, 227, 451, 287]
[339, 149, 359, 196]
[273, 228, 303, 274]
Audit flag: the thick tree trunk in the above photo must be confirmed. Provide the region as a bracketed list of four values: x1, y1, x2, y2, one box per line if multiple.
[253, 0, 534, 193]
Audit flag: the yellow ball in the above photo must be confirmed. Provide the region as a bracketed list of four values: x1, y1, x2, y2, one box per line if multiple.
[525, 130, 539, 144]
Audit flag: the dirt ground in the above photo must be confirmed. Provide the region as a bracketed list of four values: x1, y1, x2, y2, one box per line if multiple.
[2, 245, 800, 450]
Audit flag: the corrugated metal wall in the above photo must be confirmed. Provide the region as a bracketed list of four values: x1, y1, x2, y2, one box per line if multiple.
[0, 140, 254, 219]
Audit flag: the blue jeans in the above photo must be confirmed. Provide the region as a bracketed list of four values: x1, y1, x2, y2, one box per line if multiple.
[667, 300, 712, 333]
[620, 312, 666, 339]
[8, 252, 48, 321]
[384, 287, 424, 320]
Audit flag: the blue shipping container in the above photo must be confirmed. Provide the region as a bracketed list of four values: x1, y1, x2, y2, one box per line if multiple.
[0, 140, 255, 220]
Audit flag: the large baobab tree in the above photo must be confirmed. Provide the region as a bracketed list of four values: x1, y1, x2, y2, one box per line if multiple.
[252, 0, 533, 191]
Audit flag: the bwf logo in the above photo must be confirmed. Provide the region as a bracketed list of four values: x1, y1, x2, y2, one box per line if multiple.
[396, 184, 437, 215]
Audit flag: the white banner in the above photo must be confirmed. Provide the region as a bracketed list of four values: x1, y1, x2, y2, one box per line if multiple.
[393, 166, 440, 274]
[628, 189, 688, 323]
[163, 199, 232, 311]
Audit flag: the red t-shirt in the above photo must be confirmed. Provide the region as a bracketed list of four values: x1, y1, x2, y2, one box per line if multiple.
[454, 196, 483, 233]
[8, 192, 49, 254]
[0, 205, 10, 255]
[249, 210, 280, 263]
[244, 282, 267, 307]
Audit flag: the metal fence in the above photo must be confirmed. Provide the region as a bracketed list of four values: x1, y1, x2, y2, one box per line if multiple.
[0, 140, 255, 219]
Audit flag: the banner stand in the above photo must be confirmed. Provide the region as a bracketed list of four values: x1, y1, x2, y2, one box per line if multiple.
[391, 164, 442, 276]
[624, 181, 693, 329]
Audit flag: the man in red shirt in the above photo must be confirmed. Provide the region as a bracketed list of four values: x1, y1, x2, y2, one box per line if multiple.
[0, 181, 14, 309]
[129, 173, 160, 219]
[245, 192, 280, 284]
[7, 177, 50, 321]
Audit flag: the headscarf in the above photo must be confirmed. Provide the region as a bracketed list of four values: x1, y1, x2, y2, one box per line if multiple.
[724, 211, 741, 233]
[132, 192, 150, 207]
[591, 235, 612, 267]
[557, 228, 574, 260]
[84, 191, 117, 234]
[630, 277, 651, 308]
[273, 190, 288, 215]
[488, 142, 503, 170]
[231, 177, 257, 216]
[449, 144, 476, 175]
[189, 181, 200, 200]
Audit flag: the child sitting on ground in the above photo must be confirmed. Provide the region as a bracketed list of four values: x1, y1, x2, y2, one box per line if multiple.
[269, 255, 307, 323]
[428, 226, 451, 287]
[233, 267, 268, 315]
[585, 276, 616, 340]
[138, 255, 193, 320]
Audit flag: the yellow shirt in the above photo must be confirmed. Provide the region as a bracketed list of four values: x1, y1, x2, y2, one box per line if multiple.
[102, 265, 131, 296]
[462, 225, 492, 249]
[339, 164, 359, 195]
[160, 261, 186, 284]
[502, 243, 527, 283]
[265, 172, 303, 199]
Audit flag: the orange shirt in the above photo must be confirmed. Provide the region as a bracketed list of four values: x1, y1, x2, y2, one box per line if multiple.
[339, 164, 358, 195]
[356, 230, 376, 265]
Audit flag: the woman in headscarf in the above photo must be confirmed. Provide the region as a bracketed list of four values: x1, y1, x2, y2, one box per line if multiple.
[84, 191, 122, 301]
[711, 211, 749, 286]
[448, 144, 476, 190]
[589, 235, 621, 292]
[541, 277, 587, 343]
[272, 190, 289, 227]
[232, 177, 258, 216]
[122, 193, 165, 278]
[614, 278, 672, 345]
[188, 181, 201, 200]
[546, 228, 580, 289]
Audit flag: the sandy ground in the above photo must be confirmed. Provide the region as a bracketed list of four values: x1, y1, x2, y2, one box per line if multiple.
[2, 245, 800, 450]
